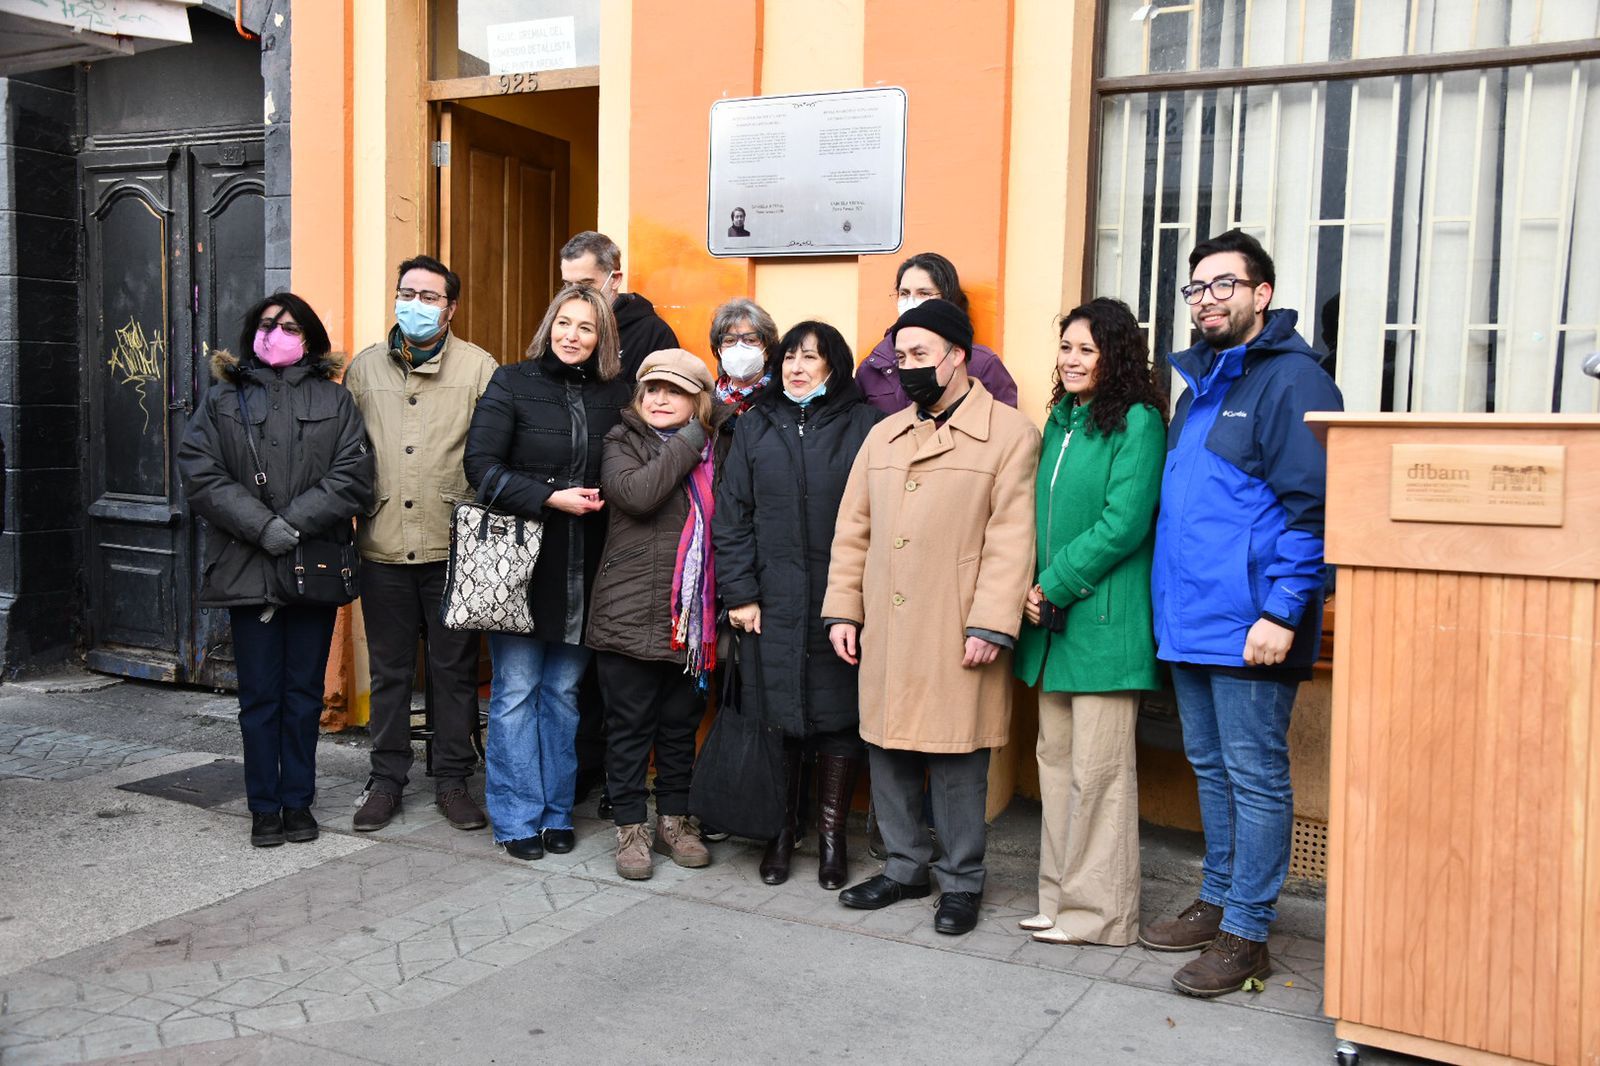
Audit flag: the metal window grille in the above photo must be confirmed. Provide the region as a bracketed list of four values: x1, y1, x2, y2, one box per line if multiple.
[1093, 0, 1600, 414]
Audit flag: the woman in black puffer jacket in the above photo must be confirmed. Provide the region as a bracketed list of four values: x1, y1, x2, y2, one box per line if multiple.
[711, 320, 882, 889]
[178, 293, 374, 849]
[463, 283, 630, 862]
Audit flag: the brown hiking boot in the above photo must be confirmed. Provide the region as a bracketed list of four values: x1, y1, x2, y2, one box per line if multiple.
[615, 823, 654, 880]
[435, 786, 487, 830]
[353, 790, 400, 832]
[1171, 931, 1272, 997]
[1139, 898, 1223, 952]
[653, 814, 710, 868]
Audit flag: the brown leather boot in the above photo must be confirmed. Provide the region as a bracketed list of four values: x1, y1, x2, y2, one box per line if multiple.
[1171, 931, 1272, 997]
[759, 745, 804, 885]
[1138, 898, 1223, 952]
[815, 752, 861, 890]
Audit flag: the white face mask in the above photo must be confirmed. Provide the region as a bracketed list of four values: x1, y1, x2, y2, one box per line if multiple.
[720, 341, 766, 381]
[897, 295, 927, 317]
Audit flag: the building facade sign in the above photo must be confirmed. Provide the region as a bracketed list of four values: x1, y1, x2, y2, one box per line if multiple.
[706, 86, 907, 258]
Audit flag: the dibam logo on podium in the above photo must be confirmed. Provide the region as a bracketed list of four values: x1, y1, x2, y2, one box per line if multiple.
[1406, 462, 1470, 481]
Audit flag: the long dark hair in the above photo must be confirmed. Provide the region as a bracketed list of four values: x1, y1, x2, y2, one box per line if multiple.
[238, 292, 332, 363]
[1050, 298, 1166, 436]
[895, 252, 968, 314]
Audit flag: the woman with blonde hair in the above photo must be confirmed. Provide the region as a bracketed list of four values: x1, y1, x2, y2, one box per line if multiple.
[464, 283, 631, 861]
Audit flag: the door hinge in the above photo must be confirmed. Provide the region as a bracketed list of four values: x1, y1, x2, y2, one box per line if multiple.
[430, 141, 450, 167]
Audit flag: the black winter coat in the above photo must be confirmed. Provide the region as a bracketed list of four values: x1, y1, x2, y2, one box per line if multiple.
[463, 350, 629, 644]
[586, 405, 734, 663]
[613, 292, 679, 384]
[711, 381, 882, 736]
[178, 350, 375, 608]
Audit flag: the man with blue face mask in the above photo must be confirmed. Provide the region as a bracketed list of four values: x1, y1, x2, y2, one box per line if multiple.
[343, 254, 498, 834]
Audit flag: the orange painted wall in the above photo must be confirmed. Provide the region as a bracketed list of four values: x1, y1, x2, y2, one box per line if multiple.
[289, 0, 354, 353]
[857, 0, 1014, 360]
[626, 2, 760, 365]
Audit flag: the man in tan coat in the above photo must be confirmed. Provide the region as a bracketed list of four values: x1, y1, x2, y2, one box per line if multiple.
[823, 298, 1039, 936]
[343, 255, 498, 833]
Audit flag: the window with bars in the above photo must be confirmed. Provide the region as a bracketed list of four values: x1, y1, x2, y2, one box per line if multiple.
[1092, 0, 1600, 414]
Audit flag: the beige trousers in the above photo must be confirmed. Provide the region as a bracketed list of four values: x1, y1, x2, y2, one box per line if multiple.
[1035, 690, 1141, 945]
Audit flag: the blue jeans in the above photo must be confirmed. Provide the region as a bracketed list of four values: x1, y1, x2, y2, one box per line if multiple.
[229, 605, 338, 813]
[1169, 664, 1299, 942]
[484, 634, 591, 843]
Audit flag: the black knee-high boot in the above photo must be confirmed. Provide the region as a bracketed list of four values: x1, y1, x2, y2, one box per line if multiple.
[759, 745, 805, 884]
[815, 752, 861, 890]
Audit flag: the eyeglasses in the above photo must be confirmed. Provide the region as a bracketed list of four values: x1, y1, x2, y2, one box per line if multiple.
[258, 320, 303, 336]
[396, 288, 449, 306]
[719, 331, 763, 349]
[1180, 276, 1258, 305]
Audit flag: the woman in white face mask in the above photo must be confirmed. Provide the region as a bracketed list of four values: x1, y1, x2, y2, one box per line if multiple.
[708, 298, 779, 420]
[855, 251, 1021, 416]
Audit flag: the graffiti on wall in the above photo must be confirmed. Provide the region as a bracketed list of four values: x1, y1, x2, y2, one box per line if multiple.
[107, 317, 165, 432]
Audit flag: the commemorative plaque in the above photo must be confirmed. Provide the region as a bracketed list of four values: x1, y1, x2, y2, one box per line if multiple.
[707, 87, 907, 258]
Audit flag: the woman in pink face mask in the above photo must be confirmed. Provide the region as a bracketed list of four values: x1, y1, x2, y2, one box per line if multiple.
[178, 292, 376, 849]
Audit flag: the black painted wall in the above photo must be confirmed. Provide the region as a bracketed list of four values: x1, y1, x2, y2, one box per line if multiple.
[0, 68, 83, 671]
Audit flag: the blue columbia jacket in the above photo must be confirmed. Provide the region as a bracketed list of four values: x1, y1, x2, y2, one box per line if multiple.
[1152, 309, 1344, 669]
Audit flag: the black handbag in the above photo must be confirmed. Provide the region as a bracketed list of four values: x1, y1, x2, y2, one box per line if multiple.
[689, 633, 787, 840]
[235, 386, 360, 606]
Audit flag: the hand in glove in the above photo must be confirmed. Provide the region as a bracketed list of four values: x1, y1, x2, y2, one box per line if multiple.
[259, 516, 301, 556]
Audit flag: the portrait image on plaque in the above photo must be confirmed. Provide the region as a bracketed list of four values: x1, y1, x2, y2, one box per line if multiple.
[707, 86, 908, 257]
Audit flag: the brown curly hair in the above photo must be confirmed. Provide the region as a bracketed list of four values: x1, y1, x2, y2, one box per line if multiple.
[1048, 297, 1167, 436]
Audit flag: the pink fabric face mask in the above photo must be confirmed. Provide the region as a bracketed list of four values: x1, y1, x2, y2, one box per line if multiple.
[253, 326, 305, 368]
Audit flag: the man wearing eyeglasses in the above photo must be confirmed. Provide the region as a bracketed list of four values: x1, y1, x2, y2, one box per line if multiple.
[1140, 230, 1343, 997]
[343, 254, 498, 834]
[559, 231, 678, 385]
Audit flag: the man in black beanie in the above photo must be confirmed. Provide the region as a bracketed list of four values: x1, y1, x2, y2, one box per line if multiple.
[822, 298, 1040, 936]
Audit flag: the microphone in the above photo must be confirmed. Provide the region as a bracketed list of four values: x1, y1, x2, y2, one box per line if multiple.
[1585, 352, 1600, 379]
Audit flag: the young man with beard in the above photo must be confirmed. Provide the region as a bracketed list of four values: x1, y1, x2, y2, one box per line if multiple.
[1140, 230, 1343, 996]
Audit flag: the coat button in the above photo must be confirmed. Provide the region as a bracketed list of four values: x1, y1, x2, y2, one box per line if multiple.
[905, 479, 917, 491]
[406, 552, 415, 560]
[1079, 587, 1090, 596]
[405, 445, 415, 454]
[408, 396, 418, 405]
[893, 537, 906, 548]
[404, 500, 413, 508]
[892, 593, 905, 606]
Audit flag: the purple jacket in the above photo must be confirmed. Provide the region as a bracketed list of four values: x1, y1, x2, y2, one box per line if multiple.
[855, 330, 1020, 415]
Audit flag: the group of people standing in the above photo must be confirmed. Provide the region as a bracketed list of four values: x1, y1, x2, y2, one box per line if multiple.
[178, 225, 1341, 1000]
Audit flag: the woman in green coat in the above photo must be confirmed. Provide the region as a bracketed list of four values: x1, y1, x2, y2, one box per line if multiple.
[1014, 297, 1166, 946]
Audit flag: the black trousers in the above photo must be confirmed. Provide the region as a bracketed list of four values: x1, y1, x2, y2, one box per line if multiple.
[574, 660, 607, 776]
[229, 605, 337, 813]
[596, 652, 705, 825]
[362, 560, 480, 793]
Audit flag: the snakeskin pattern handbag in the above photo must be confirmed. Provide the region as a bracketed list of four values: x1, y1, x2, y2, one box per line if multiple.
[441, 468, 543, 634]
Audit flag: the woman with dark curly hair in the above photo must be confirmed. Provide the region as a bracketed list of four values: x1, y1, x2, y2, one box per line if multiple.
[1013, 297, 1166, 945]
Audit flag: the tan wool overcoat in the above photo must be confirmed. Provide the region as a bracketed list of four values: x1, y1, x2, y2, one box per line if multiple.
[822, 380, 1040, 753]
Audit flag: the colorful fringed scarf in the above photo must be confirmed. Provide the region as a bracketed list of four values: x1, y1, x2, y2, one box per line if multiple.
[714, 372, 768, 415]
[670, 436, 718, 689]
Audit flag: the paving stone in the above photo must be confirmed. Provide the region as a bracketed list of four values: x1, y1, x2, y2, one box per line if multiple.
[231, 1002, 307, 1033]
[0, 1036, 84, 1066]
[79, 1023, 163, 1060]
[156, 1015, 237, 1048]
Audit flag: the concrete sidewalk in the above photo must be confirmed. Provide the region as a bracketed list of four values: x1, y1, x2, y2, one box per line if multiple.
[0, 673, 1421, 1065]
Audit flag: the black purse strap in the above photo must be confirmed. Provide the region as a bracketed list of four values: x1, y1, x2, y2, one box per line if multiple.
[234, 385, 275, 506]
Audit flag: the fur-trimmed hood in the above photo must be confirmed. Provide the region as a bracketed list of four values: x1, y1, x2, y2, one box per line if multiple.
[210, 347, 345, 382]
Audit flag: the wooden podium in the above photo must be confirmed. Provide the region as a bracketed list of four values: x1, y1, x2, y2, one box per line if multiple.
[1310, 414, 1600, 1066]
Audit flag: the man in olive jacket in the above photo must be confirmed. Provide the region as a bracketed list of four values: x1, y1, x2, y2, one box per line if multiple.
[344, 255, 498, 832]
[823, 299, 1039, 937]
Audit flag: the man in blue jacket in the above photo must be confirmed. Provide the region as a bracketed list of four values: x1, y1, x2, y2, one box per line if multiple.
[1140, 230, 1343, 997]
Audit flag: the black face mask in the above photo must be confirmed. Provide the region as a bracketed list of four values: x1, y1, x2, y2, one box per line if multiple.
[897, 345, 953, 409]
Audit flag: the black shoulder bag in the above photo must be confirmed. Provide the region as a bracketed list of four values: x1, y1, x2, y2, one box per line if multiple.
[236, 386, 360, 606]
[688, 632, 787, 840]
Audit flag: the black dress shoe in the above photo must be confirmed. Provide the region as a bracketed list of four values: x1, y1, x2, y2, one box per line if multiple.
[541, 828, 575, 854]
[934, 891, 982, 935]
[596, 786, 613, 821]
[283, 807, 319, 843]
[250, 811, 286, 848]
[838, 873, 931, 910]
[503, 836, 544, 861]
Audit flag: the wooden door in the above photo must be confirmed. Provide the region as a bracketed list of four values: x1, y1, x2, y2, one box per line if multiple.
[439, 106, 571, 366]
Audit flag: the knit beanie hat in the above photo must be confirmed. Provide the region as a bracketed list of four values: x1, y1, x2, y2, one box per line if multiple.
[889, 297, 974, 355]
